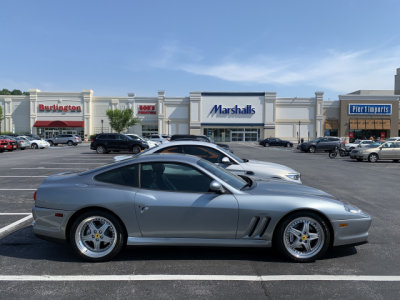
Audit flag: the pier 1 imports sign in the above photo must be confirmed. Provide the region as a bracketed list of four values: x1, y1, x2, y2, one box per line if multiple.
[348, 104, 392, 115]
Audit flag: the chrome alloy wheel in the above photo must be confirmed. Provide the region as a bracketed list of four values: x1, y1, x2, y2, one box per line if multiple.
[283, 217, 325, 260]
[75, 216, 117, 259]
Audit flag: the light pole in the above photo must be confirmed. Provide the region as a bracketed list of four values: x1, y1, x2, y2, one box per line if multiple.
[298, 120, 301, 144]
[167, 119, 170, 136]
[101, 120, 104, 133]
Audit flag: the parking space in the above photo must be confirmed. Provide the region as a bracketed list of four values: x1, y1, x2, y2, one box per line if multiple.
[1, 142, 400, 298]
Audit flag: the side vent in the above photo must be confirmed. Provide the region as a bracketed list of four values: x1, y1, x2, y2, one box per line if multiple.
[243, 216, 270, 239]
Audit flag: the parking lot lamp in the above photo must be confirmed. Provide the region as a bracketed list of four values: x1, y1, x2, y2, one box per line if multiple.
[298, 120, 301, 144]
[101, 120, 104, 133]
[167, 119, 170, 135]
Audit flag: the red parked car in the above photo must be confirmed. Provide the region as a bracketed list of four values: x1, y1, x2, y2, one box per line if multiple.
[0, 136, 18, 152]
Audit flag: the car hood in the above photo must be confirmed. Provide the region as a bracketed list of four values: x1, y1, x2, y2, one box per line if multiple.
[244, 159, 298, 174]
[246, 180, 336, 200]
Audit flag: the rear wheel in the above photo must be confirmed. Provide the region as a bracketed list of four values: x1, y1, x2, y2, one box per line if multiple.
[132, 145, 141, 154]
[286, 143, 291, 147]
[329, 152, 337, 159]
[67, 141, 73, 146]
[69, 210, 125, 262]
[48, 141, 54, 146]
[264, 143, 270, 147]
[368, 153, 378, 163]
[274, 212, 330, 262]
[309, 146, 316, 153]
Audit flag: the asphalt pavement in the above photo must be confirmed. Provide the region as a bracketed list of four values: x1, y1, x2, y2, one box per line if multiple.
[0, 143, 399, 299]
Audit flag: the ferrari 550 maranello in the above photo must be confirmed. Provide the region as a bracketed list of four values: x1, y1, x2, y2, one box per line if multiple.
[32, 154, 371, 262]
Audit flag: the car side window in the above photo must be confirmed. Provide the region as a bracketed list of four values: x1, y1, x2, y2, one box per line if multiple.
[155, 146, 182, 154]
[95, 164, 139, 187]
[182, 146, 222, 163]
[140, 162, 213, 193]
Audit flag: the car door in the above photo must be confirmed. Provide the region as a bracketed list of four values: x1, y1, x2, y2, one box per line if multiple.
[135, 162, 238, 239]
[378, 143, 393, 159]
[393, 142, 400, 159]
[317, 138, 329, 150]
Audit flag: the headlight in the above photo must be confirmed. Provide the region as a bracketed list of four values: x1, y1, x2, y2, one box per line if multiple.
[344, 204, 361, 214]
[286, 173, 300, 181]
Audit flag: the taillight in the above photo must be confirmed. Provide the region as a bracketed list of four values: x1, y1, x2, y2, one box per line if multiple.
[33, 191, 37, 201]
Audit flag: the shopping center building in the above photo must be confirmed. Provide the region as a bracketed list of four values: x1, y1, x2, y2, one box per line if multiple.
[1, 68, 400, 142]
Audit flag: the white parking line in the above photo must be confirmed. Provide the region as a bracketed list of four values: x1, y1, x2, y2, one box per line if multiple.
[0, 213, 31, 215]
[0, 176, 47, 178]
[12, 168, 88, 170]
[39, 162, 105, 165]
[0, 214, 32, 238]
[0, 189, 36, 191]
[0, 274, 399, 282]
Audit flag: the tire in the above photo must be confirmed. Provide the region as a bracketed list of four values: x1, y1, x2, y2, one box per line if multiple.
[339, 150, 346, 157]
[393, 160, 399, 163]
[368, 153, 378, 163]
[67, 141, 73, 146]
[264, 143, 270, 147]
[356, 158, 363, 162]
[69, 210, 125, 262]
[274, 212, 330, 263]
[96, 145, 106, 154]
[48, 141, 54, 146]
[132, 145, 141, 154]
[54, 144, 58, 146]
[308, 146, 316, 153]
[329, 152, 337, 159]
[21, 148, 25, 150]
[286, 143, 290, 147]
[31, 143, 38, 149]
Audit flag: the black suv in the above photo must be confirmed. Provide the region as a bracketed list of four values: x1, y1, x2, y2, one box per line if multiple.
[299, 137, 341, 153]
[90, 133, 149, 154]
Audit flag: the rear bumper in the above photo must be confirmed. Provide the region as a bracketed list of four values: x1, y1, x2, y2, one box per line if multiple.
[32, 206, 74, 241]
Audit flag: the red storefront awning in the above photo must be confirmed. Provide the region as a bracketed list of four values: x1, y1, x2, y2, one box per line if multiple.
[33, 121, 84, 128]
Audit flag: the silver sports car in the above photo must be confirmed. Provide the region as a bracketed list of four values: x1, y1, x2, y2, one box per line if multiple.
[32, 154, 371, 262]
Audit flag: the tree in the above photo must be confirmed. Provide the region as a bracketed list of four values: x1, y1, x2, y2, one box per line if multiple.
[0, 106, 4, 135]
[106, 108, 140, 133]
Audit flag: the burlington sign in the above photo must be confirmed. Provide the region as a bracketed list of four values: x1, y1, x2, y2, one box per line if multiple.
[38, 104, 82, 112]
[210, 105, 255, 115]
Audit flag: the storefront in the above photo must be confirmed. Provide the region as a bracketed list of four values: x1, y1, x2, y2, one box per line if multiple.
[339, 93, 400, 141]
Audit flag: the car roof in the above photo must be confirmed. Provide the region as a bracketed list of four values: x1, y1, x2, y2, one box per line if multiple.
[153, 140, 216, 148]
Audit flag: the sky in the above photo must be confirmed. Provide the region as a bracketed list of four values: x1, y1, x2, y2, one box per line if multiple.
[1, 0, 400, 100]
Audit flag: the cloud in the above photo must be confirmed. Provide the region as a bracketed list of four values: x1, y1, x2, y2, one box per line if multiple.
[156, 44, 400, 93]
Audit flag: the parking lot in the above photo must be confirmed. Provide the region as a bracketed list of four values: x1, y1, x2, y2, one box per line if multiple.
[1, 143, 400, 299]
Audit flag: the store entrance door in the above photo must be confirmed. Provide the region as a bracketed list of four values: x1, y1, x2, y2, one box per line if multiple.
[61, 130, 77, 135]
[44, 130, 60, 139]
[230, 131, 244, 142]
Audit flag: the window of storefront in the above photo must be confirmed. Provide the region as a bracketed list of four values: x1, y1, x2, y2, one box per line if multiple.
[37, 127, 84, 139]
[324, 120, 338, 136]
[142, 125, 158, 137]
[203, 128, 261, 142]
[348, 119, 391, 140]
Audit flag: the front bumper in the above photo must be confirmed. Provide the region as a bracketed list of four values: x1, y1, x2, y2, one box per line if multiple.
[332, 215, 372, 246]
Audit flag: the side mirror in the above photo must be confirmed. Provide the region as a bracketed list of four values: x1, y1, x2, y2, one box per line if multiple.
[209, 180, 225, 193]
[221, 157, 231, 164]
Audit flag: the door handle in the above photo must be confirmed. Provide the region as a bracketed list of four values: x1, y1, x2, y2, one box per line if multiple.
[138, 205, 149, 213]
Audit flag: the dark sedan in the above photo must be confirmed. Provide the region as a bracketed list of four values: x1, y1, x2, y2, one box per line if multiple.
[259, 138, 293, 147]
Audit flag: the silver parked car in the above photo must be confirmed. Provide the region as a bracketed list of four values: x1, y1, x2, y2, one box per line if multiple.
[350, 141, 400, 162]
[114, 141, 302, 184]
[32, 154, 371, 262]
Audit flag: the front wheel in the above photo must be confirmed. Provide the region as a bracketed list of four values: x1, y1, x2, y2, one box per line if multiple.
[48, 141, 54, 146]
[96, 145, 106, 154]
[132, 145, 141, 154]
[308, 146, 316, 153]
[69, 210, 125, 262]
[274, 212, 330, 262]
[31, 143, 38, 149]
[264, 143, 270, 147]
[368, 153, 378, 163]
[67, 141, 73, 146]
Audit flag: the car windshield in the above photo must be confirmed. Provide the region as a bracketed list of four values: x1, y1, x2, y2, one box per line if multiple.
[197, 159, 247, 190]
[215, 145, 243, 163]
[311, 138, 321, 143]
[365, 143, 382, 148]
